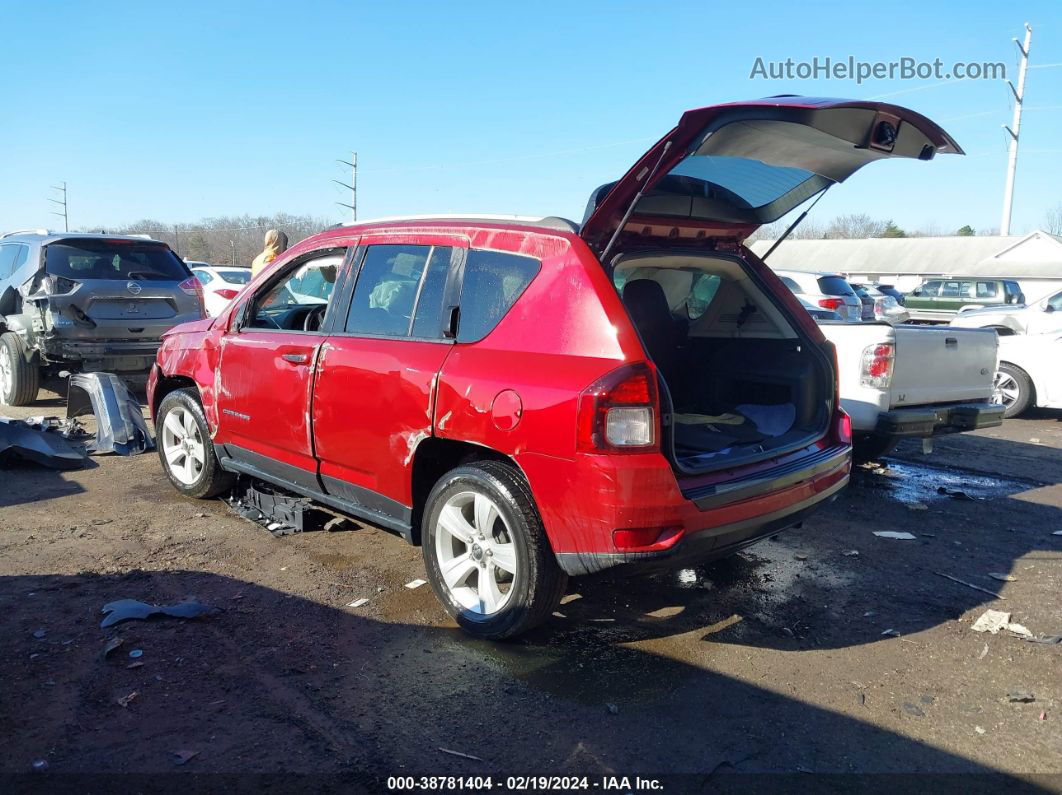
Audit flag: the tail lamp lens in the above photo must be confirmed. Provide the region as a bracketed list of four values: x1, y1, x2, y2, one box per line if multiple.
[178, 277, 207, 318]
[819, 298, 845, 312]
[837, 409, 853, 445]
[577, 363, 659, 453]
[860, 342, 895, 388]
[215, 288, 239, 300]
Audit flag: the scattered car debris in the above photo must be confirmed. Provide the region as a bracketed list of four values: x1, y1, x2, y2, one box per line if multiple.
[347, 598, 369, 608]
[987, 573, 1016, 582]
[31, 759, 48, 771]
[978, 644, 989, 660]
[902, 702, 925, 718]
[1040, 711, 1047, 721]
[67, 373, 154, 455]
[881, 629, 900, 637]
[100, 598, 219, 628]
[842, 550, 860, 557]
[126, 661, 143, 669]
[937, 486, 975, 501]
[405, 579, 427, 590]
[117, 691, 139, 708]
[438, 748, 483, 762]
[975, 726, 986, 735]
[171, 749, 199, 766]
[129, 649, 143, 659]
[32, 628, 46, 639]
[795, 553, 808, 560]
[935, 572, 1004, 599]
[100, 636, 124, 660]
[1007, 691, 1035, 703]
[1053, 531, 1062, 536]
[874, 531, 917, 540]
[226, 480, 334, 536]
[1024, 634, 1062, 645]
[970, 609, 1034, 635]
[0, 416, 88, 470]
[606, 703, 620, 715]
[906, 502, 929, 511]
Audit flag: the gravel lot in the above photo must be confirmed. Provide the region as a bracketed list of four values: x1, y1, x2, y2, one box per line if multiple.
[1, 385, 1060, 787]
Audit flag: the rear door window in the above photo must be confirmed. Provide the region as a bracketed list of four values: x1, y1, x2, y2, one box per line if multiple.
[816, 276, 855, 297]
[975, 281, 998, 298]
[941, 281, 961, 298]
[0, 244, 18, 279]
[218, 270, 251, 285]
[45, 240, 188, 281]
[345, 245, 431, 337]
[457, 250, 540, 343]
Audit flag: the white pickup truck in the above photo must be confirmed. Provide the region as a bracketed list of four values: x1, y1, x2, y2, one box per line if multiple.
[818, 322, 1005, 460]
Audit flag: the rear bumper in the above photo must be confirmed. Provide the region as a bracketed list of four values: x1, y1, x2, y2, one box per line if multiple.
[519, 443, 851, 577]
[874, 401, 1004, 439]
[41, 337, 161, 371]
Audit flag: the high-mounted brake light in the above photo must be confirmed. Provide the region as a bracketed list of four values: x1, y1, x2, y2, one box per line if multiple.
[860, 342, 895, 388]
[577, 363, 659, 453]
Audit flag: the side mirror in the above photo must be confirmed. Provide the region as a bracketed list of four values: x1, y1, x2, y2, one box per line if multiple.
[911, 288, 922, 296]
[1045, 304, 1056, 314]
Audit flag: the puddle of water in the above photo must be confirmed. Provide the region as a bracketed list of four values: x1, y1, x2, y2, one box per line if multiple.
[854, 460, 1035, 505]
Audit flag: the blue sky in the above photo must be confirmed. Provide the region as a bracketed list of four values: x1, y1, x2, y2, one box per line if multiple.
[1, 0, 1060, 235]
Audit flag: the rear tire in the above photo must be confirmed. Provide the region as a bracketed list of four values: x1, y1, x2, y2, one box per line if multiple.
[156, 388, 235, 498]
[422, 461, 567, 640]
[993, 362, 1033, 419]
[0, 332, 40, 407]
[853, 434, 898, 463]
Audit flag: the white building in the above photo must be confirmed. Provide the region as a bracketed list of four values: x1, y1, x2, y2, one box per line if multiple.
[749, 230, 1062, 302]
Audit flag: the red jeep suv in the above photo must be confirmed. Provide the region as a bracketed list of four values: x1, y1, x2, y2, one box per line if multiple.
[148, 97, 960, 638]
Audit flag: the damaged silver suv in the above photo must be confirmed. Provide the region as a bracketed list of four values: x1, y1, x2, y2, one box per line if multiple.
[0, 231, 204, 405]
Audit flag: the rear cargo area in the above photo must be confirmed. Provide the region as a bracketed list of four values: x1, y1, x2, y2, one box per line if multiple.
[614, 251, 831, 473]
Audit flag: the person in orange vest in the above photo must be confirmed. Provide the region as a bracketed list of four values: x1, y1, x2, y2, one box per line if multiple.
[251, 229, 289, 277]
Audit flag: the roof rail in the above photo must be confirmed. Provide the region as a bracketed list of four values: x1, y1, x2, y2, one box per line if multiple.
[1, 228, 51, 239]
[338, 214, 579, 233]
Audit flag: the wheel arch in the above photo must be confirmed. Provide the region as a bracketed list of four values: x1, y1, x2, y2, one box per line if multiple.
[409, 437, 522, 546]
[152, 373, 200, 419]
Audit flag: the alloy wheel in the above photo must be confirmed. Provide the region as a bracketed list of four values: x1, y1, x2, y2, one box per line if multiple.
[434, 491, 517, 615]
[992, 370, 1019, 410]
[160, 406, 206, 486]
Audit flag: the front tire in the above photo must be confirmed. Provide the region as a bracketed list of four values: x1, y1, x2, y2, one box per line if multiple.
[422, 461, 566, 640]
[0, 332, 40, 407]
[993, 362, 1033, 419]
[156, 388, 235, 498]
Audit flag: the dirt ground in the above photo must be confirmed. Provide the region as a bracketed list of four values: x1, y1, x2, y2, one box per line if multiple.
[1, 384, 1061, 789]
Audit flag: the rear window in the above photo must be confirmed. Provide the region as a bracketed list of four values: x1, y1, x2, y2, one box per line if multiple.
[457, 250, 540, 343]
[218, 270, 252, 285]
[45, 240, 188, 281]
[816, 276, 855, 297]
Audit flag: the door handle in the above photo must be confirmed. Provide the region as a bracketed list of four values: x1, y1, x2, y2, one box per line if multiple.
[280, 353, 308, 364]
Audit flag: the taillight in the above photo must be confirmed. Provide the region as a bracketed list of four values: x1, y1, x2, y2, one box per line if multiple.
[178, 277, 207, 318]
[837, 409, 853, 445]
[44, 275, 79, 295]
[819, 298, 845, 312]
[860, 342, 895, 388]
[215, 289, 239, 300]
[577, 363, 659, 453]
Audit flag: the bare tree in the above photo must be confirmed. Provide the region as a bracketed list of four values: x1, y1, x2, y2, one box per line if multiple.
[825, 213, 885, 239]
[85, 213, 337, 265]
[1045, 203, 1062, 236]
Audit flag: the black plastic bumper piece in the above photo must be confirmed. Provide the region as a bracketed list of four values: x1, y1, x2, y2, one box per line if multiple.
[67, 372, 154, 455]
[875, 401, 1004, 439]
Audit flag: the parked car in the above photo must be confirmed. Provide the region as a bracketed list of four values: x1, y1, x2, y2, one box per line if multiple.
[950, 287, 1062, 336]
[993, 332, 1062, 418]
[905, 278, 1024, 323]
[850, 282, 910, 325]
[148, 95, 961, 638]
[0, 231, 204, 406]
[774, 270, 863, 322]
[874, 283, 906, 306]
[189, 264, 253, 316]
[815, 320, 1003, 460]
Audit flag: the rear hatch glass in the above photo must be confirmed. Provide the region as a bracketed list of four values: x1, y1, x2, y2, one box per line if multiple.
[45, 239, 189, 281]
[816, 276, 856, 296]
[217, 270, 252, 285]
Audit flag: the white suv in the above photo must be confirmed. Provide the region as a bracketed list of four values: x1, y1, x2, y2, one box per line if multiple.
[773, 270, 863, 323]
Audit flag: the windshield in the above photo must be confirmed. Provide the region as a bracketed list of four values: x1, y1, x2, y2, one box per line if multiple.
[45, 240, 188, 281]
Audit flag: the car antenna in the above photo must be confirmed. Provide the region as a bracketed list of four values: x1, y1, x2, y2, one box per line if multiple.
[598, 140, 673, 265]
[760, 186, 830, 261]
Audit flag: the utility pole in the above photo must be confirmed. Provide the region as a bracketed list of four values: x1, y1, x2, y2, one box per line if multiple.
[49, 181, 69, 231]
[1000, 23, 1032, 236]
[334, 152, 357, 222]
[230, 239, 237, 266]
